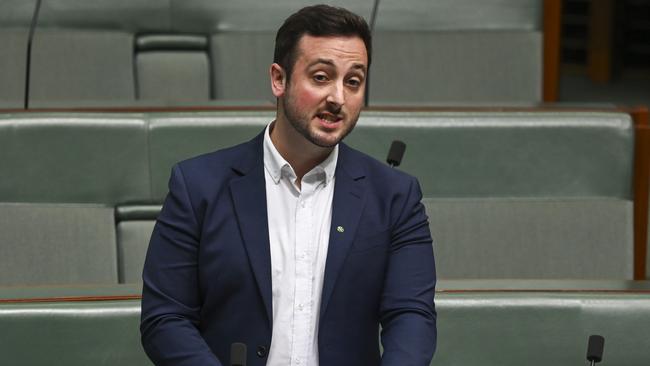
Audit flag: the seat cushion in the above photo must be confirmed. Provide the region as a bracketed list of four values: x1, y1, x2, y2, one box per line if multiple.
[0, 203, 118, 285]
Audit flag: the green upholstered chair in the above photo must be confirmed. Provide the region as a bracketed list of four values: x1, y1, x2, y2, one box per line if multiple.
[135, 34, 211, 105]
[0, 109, 637, 284]
[432, 280, 650, 366]
[345, 110, 635, 279]
[116, 111, 270, 283]
[0, 113, 149, 285]
[29, 30, 136, 108]
[0, 284, 149, 366]
[2, 281, 650, 366]
[0, 29, 28, 109]
[370, 0, 542, 104]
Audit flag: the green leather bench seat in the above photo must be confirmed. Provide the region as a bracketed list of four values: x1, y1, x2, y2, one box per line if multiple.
[0, 203, 117, 286]
[0, 0, 543, 107]
[148, 111, 269, 200]
[30, 30, 136, 108]
[349, 111, 634, 199]
[135, 34, 211, 105]
[435, 291, 650, 366]
[0, 29, 28, 108]
[0, 300, 148, 366]
[347, 111, 635, 279]
[0, 113, 150, 204]
[0, 113, 148, 285]
[1, 281, 649, 366]
[424, 198, 633, 279]
[0, 110, 638, 285]
[371, 30, 542, 104]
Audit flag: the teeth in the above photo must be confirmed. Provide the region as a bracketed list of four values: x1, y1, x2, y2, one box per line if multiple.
[319, 114, 337, 122]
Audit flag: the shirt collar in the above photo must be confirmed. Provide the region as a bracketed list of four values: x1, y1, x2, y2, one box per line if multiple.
[263, 121, 338, 186]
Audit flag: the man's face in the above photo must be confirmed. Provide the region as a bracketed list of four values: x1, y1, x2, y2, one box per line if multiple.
[277, 34, 368, 148]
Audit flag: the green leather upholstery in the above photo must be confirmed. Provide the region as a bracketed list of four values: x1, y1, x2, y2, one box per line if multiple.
[148, 112, 269, 201]
[0, 0, 545, 107]
[0, 0, 34, 108]
[0, 29, 28, 108]
[0, 113, 148, 285]
[135, 34, 211, 105]
[434, 291, 650, 366]
[0, 110, 638, 284]
[29, 30, 136, 107]
[371, 31, 542, 104]
[0, 300, 149, 366]
[0, 203, 118, 285]
[0, 113, 150, 204]
[117, 220, 155, 284]
[2, 281, 649, 366]
[210, 32, 276, 102]
[345, 111, 635, 279]
[424, 198, 633, 279]
[348, 111, 634, 198]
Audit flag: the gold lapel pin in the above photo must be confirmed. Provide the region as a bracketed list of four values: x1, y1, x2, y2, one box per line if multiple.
[336, 226, 344, 233]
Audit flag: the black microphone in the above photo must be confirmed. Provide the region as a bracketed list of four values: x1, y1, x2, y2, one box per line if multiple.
[586, 335, 605, 365]
[386, 140, 406, 167]
[230, 343, 247, 366]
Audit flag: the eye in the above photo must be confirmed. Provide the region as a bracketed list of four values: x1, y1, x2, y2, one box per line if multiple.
[347, 77, 363, 88]
[313, 73, 329, 83]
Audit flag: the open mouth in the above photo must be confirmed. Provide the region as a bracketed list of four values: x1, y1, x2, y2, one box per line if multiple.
[317, 112, 343, 124]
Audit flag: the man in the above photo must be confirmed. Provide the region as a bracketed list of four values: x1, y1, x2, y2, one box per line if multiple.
[141, 5, 436, 366]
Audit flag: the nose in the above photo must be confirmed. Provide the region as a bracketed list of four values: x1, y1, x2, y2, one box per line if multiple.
[326, 82, 345, 108]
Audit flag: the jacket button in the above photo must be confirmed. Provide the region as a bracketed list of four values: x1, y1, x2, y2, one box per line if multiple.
[256, 345, 268, 358]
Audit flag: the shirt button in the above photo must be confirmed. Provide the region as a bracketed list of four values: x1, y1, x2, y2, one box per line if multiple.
[298, 303, 304, 311]
[256, 345, 267, 358]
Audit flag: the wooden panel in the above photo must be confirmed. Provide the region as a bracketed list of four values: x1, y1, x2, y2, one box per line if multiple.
[543, 0, 563, 102]
[587, 0, 614, 82]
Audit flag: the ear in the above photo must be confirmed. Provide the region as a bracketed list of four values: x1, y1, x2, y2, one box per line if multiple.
[270, 63, 287, 98]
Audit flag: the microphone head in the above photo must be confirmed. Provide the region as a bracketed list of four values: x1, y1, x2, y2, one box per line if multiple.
[230, 342, 247, 366]
[386, 140, 406, 167]
[586, 335, 605, 363]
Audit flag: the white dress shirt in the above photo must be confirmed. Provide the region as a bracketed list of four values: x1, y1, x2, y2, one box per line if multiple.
[263, 122, 338, 366]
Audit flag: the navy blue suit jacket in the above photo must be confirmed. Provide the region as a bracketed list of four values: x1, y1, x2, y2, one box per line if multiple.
[140, 132, 437, 366]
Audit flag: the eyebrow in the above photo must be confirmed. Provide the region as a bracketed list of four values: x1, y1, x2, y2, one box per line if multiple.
[308, 58, 367, 74]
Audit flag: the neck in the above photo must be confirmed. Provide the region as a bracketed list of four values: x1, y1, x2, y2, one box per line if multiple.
[269, 118, 333, 182]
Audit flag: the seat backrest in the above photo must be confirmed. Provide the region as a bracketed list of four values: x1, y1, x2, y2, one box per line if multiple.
[0, 113, 150, 204]
[370, 30, 542, 104]
[423, 197, 633, 279]
[135, 34, 211, 105]
[370, 0, 542, 104]
[29, 30, 136, 107]
[148, 111, 270, 200]
[0, 29, 28, 108]
[210, 32, 276, 103]
[434, 286, 650, 366]
[0, 293, 148, 365]
[0, 203, 118, 285]
[0, 0, 37, 108]
[347, 111, 634, 199]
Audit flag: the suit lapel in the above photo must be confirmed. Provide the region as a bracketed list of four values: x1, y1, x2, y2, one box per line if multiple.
[320, 143, 366, 317]
[229, 134, 273, 326]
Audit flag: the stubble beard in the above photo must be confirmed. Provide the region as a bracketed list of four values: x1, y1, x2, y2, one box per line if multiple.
[281, 90, 360, 148]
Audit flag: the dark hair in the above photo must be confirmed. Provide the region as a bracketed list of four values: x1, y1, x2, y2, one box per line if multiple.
[274, 4, 372, 81]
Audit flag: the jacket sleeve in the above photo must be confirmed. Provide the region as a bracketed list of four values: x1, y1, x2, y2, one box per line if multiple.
[380, 176, 437, 366]
[140, 164, 223, 366]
